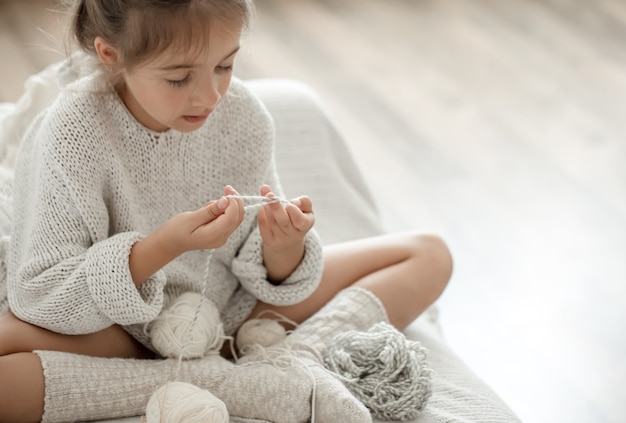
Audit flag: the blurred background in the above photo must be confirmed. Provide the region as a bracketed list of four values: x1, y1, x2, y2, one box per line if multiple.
[1, 1, 625, 422]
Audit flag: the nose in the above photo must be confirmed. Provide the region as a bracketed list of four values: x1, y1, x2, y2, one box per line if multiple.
[192, 76, 221, 111]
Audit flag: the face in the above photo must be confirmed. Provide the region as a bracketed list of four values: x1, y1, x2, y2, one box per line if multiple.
[98, 21, 242, 133]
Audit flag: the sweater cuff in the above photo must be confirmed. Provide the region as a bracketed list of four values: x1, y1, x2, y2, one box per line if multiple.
[232, 228, 323, 306]
[85, 232, 165, 325]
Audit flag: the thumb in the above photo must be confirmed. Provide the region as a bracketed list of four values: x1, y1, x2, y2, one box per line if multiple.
[198, 197, 229, 223]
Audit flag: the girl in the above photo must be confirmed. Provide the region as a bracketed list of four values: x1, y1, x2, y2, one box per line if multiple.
[0, 1, 453, 422]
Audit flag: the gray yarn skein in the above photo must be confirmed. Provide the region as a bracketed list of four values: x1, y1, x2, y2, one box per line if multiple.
[323, 322, 433, 421]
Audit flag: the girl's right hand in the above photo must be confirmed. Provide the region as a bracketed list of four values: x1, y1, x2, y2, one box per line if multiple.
[130, 187, 244, 286]
[160, 186, 245, 254]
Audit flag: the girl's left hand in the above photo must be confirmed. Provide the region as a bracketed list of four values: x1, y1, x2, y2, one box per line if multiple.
[257, 184, 315, 251]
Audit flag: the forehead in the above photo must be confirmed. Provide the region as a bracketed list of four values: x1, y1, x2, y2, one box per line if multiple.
[125, 6, 244, 70]
[148, 21, 242, 70]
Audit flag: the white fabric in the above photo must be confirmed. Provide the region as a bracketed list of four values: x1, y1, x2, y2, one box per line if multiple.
[0, 60, 521, 423]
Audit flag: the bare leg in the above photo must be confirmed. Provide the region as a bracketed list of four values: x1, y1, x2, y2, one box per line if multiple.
[251, 232, 453, 329]
[0, 312, 152, 358]
[0, 313, 151, 423]
[0, 352, 44, 423]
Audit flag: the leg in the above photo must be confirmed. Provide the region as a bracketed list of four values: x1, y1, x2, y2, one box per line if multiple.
[0, 312, 152, 358]
[33, 350, 315, 423]
[0, 312, 152, 423]
[240, 233, 450, 422]
[0, 352, 44, 423]
[250, 232, 453, 329]
[0, 314, 315, 423]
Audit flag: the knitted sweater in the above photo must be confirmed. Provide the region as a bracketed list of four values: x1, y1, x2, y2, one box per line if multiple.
[7, 74, 323, 349]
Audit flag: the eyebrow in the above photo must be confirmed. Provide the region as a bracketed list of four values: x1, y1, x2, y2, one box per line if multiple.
[158, 46, 241, 71]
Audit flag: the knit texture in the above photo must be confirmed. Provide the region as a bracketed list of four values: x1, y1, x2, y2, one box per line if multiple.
[238, 287, 390, 423]
[35, 349, 314, 423]
[7, 74, 323, 349]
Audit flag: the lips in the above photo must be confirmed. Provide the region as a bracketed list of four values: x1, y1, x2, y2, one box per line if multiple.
[183, 114, 209, 123]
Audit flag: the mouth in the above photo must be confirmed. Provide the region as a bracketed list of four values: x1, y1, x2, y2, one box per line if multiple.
[183, 114, 209, 123]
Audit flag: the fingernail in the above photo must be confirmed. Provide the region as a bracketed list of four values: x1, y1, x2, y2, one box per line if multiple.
[217, 197, 229, 210]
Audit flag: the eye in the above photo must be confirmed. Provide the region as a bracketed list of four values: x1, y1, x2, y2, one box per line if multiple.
[166, 75, 191, 87]
[216, 65, 233, 73]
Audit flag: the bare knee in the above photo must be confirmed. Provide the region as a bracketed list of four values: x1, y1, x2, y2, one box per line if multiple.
[0, 312, 32, 355]
[0, 353, 44, 423]
[408, 233, 453, 296]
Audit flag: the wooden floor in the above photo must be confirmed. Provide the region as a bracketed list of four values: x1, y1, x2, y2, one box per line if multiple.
[2, 1, 625, 422]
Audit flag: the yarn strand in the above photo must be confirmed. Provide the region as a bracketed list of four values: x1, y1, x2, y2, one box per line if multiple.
[225, 194, 291, 209]
[172, 248, 214, 381]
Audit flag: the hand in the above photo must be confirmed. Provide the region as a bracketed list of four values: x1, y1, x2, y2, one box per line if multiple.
[159, 185, 245, 255]
[257, 184, 315, 252]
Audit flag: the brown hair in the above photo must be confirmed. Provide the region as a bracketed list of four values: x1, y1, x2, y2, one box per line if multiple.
[66, 0, 254, 75]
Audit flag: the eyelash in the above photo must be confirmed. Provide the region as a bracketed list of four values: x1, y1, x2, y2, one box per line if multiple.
[166, 66, 233, 88]
[167, 77, 190, 88]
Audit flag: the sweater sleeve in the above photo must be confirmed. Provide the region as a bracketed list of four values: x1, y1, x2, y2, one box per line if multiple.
[230, 134, 324, 306]
[231, 225, 323, 306]
[8, 111, 165, 335]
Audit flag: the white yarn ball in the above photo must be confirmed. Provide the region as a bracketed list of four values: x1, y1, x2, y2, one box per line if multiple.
[236, 318, 287, 352]
[145, 381, 229, 423]
[150, 292, 224, 359]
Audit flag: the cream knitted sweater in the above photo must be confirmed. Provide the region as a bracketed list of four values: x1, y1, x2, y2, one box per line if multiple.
[7, 75, 323, 349]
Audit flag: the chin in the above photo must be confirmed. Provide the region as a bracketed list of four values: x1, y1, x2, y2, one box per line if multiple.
[176, 124, 204, 133]
[173, 117, 209, 133]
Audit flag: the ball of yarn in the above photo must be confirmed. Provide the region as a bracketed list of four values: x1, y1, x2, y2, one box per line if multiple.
[236, 318, 287, 352]
[150, 292, 224, 359]
[323, 321, 433, 421]
[145, 381, 229, 423]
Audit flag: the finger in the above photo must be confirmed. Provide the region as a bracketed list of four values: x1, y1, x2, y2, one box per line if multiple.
[224, 185, 239, 196]
[223, 185, 244, 215]
[260, 198, 278, 228]
[257, 205, 279, 244]
[203, 197, 229, 222]
[267, 201, 293, 234]
[286, 203, 314, 231]
[260, 188, 285, 214]
[222, 193, 244, 224]
[290, 196, 313, 213]
[235, 194, 245, 224]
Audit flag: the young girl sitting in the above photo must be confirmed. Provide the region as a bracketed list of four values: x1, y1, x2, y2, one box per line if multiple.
[0, 1, 453, 422]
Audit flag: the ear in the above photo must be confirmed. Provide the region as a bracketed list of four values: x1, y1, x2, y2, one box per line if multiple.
[94, 36, 120, 65]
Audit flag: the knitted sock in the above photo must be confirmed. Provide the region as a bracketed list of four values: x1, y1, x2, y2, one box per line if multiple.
[238, 286, 389, 423]
[36, 350, 313, 423]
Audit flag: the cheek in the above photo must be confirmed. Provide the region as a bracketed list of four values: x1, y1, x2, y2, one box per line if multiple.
[159, 90, 186, 108]
[218, 75, 233, 96]
[147, 86, 188, 116]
